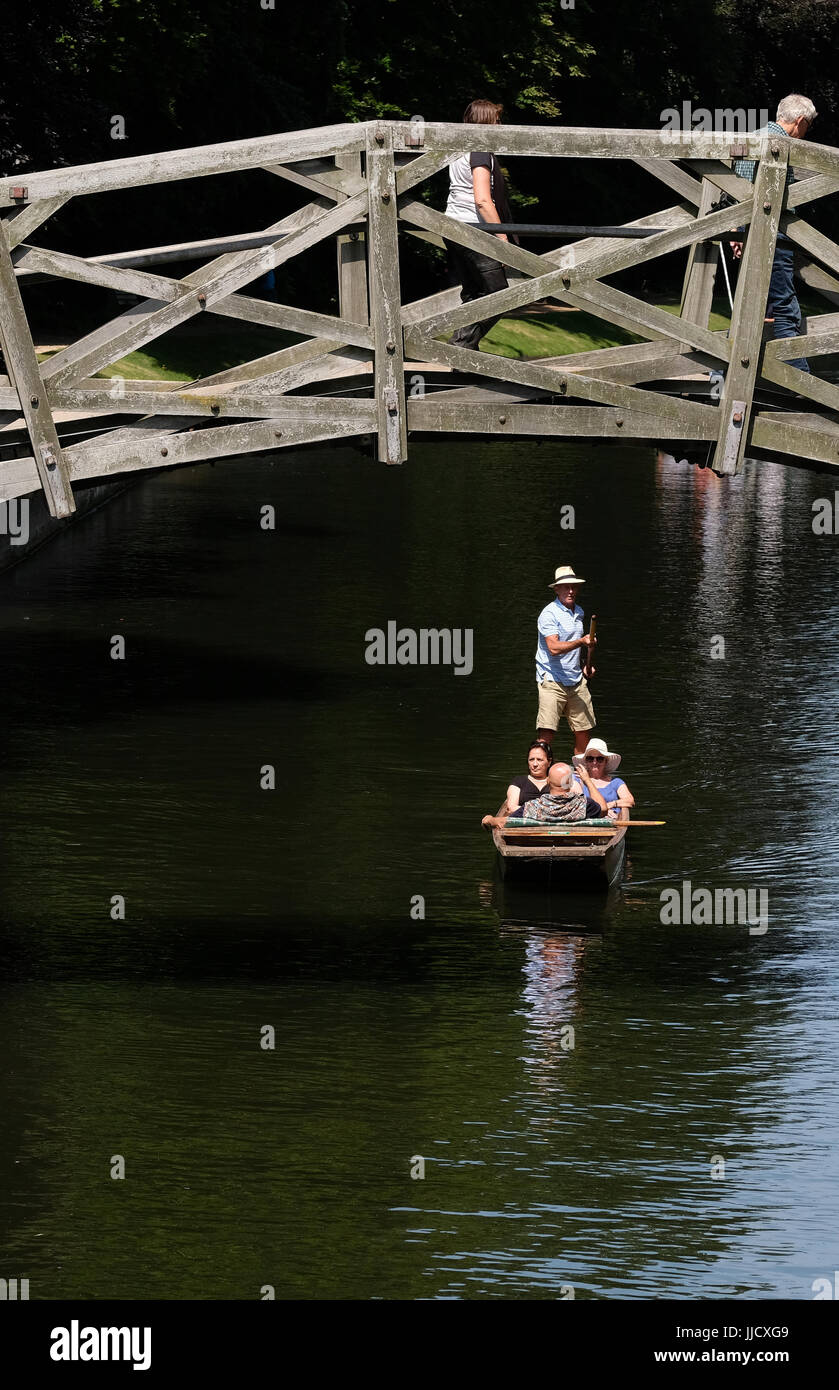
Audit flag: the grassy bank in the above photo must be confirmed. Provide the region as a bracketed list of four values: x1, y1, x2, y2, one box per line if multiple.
[35, 294, 741, 382]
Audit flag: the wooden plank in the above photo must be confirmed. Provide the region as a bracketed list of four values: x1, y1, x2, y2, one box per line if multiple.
[539, 340, 677, 373]
[398, 197, 540, 276]
[264, 157, 365, 196]
[15, 224, 369, 281]
[763, 317, 839, 360]
[760, 357, 839, 410]
[633, 158, 701, 205]
[37, 202, 334, 385]
[12, 242, 185, 301]
[712, 151, 788, 474]
[692, 160, 838, 213]
[208, 292, 373, 347]
[407, 398, 717, 439]
[578, 353, 708, 385]
[45, 387, 377, 421]
[39, 196, 371, 449]
[779, 137, 839, 182]
[426, 382, 545, 404]
[394, 151, 454, 195]
[336, 232, 369, 325]
[335, 153, 369, 326]
[797, 260, 839, 309]
[0, 123, 368, 204]
[556, 278, 730, 362]
[260, 163, 347, 201]
[686, 160, 760, 203]
[399, 204, 694, 329]
[787, 172, 839, 209]
[366, 126, 407, 464]
[414, 197, 754, 340]
[0, 222, 74, 515]
[542, 204, 695, 271]
[0, 413, 372, 501]
[251, 345, 371, 395]
[2, 196, 69, 249]
[43, 189, 369, 389]
[679, 178, 719, 345]
[781, 215, 839, 279]
[0, 125, 773, 211]
[406, 331, 718, 431]
[751, 410, 839, 467]
[379, 123, 769, 161]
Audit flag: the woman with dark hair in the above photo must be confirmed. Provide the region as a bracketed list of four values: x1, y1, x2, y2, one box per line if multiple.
[444, 99, 513, 351]
[498, 740, 554, 817]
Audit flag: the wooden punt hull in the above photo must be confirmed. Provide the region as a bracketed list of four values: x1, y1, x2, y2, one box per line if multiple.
[492, 807, 629, 887]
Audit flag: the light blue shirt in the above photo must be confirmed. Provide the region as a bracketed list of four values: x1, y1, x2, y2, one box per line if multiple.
[536, 599, 584, 685]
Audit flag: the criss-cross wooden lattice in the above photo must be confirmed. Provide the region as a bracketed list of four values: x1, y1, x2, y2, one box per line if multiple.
[3, 119, 839, 518]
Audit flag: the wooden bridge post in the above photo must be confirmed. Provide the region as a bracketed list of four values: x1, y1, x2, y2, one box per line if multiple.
[711, 145, 788, 476]
[335, 155, 369, 325]
[365, 124, 407, 464]
[679, 177, 719, 347]
[0, 220, 75, 516]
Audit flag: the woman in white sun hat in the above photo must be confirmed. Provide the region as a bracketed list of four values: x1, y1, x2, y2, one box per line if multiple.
[572, 738, 635, 820]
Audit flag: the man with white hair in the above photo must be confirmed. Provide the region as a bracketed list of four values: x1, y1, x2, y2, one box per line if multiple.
[731, 94, 817, 372]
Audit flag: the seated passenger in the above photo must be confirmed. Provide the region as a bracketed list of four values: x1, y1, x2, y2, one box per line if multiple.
[482, 761, 606, 828]
[503, 740, 553, 814]
[572, 738, 635, 820]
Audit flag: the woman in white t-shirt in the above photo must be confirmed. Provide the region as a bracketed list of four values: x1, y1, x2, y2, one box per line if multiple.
[444, 99, 513, 351]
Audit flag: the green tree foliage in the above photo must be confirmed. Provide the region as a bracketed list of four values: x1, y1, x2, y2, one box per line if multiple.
[2, 1, 837, 309]
[329, 0, 593, 122]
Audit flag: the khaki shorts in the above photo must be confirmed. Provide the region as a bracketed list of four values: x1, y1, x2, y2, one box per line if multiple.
[536, 677, 596, 733]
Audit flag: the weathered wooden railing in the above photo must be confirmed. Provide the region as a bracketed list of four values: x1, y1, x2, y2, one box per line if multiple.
[3, 120, 839, 518]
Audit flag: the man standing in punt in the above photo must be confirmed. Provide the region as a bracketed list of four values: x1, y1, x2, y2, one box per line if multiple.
[535, 565, 596, 757]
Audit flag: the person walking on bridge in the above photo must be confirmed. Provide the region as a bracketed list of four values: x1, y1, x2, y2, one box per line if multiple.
[443, 98, 515, 351]
[535, 565, 597, 757]
[729, 94, 817, 373]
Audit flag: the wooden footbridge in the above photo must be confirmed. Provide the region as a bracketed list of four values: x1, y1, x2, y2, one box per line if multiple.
[3, 119, 839, 519]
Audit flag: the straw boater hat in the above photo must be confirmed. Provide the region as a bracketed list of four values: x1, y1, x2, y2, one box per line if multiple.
[573, 737, 622, 775]
[549, 565, 586, 589]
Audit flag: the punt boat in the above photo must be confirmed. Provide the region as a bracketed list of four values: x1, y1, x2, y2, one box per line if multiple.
[491, 806, 629, 887]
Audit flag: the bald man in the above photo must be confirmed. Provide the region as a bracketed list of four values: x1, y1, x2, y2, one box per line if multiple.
[482, 761, 606, 828]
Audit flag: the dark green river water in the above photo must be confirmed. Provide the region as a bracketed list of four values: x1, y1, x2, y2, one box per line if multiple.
[1, 440, 838, 1299]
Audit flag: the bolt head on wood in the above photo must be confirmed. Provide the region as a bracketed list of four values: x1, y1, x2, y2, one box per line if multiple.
[386, 340, 396, 354]
[29, 395, 39, 407]
[375, 134, 385, 145]
[562, 276, 571, 288]
[381, 191, 391, 203]
[161, 446, 168, 456]
[741, 356, 750, 367]
[11, 186, 27, 201]
[733, 412, 743, 424]
[498, 415, 507, 424]
[197, 292, 207, 306]
[763, 201, 771, 213]
[275, 431, 283, 439]
[616, 417, 624, 426]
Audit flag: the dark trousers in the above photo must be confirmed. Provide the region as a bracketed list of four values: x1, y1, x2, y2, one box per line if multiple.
[768, 240, 809, 372]
[444, 239, 508, 349]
